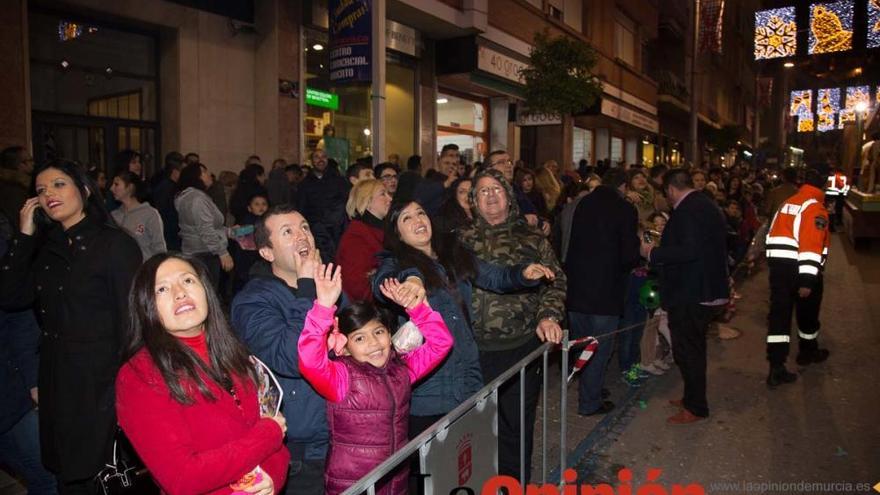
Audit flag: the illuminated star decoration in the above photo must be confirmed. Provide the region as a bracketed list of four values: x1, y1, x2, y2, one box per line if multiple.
[790, 90, 813, 116]
[868, 0, 880, 48]
[755, 7, 797, 59]
[809, 1, 854, 54]
[816, 88, 841, 132]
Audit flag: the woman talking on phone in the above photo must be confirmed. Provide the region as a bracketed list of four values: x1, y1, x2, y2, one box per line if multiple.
[0, 160, 142, 494]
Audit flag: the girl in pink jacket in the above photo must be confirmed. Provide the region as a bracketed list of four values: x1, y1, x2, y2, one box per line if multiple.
[297, 264, 453, 495]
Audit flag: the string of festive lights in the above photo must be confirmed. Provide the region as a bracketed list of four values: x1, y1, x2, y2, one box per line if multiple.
[816, 88, 841, 132]
[799, 113, 816, 132]
[790, 90, 813, 116]
[868, 0, 880, 48]
[809, 0, 854, 54]
[755, 7, 797, 59]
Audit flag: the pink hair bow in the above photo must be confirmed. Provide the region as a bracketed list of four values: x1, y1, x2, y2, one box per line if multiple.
[327, 321, 347, 356]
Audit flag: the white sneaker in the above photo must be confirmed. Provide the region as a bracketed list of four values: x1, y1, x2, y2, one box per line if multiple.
[641, 363, 666, 375]
[718, 324, 742, 340]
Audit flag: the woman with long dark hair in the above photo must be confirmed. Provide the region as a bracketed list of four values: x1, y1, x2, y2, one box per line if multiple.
[432, 177, 473, 236]
[175, 162, 233, 289]
[0, 160, 142, 493]
[372, 200, 555, 436]
[116, 253, 289, 495]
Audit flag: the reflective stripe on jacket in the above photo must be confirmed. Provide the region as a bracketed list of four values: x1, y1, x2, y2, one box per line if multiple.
[765, 184, 830, 284]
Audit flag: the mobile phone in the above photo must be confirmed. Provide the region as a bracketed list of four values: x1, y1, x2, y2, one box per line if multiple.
[33, 204, 51, 226]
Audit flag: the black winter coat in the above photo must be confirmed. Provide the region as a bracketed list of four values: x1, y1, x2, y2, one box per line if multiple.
[0, 215, 142, 481]
[564, 186, 640, 316]
[649, 191, 729, 308]
[296, 169, 350, 261]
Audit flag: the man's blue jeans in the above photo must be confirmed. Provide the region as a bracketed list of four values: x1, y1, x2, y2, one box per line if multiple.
[568, 312, 620, 414]
[618, 272, 647, 372]
[0, 409, 57, 495]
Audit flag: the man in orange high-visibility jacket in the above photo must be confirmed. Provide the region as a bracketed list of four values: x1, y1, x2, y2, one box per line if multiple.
[764, 168, 831, 387]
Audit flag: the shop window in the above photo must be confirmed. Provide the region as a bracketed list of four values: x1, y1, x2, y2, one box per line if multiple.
[304, 27, 371, 169]
[29, 11, 157, 121]
[572, 127, 593, 165]
[610, 136, 624, 164]
[88, 91, 141, 120]
[642, 140, 655, 167]
[385, 60, 416, 162]
[437, 92, 488, 164]
[615, 13, 637, 67]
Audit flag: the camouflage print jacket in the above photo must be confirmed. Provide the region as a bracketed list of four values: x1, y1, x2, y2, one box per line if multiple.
[458, 169, 567, 352]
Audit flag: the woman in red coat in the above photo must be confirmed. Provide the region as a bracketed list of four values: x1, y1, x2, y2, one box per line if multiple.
[115, 253, 289, 495]
[336, 179, 392, 301]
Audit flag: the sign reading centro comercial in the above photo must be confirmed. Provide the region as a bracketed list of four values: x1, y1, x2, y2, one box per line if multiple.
[329, 0, 371, 83]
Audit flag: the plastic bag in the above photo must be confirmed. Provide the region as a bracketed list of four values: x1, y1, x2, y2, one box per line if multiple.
[392, 320, 423, 354]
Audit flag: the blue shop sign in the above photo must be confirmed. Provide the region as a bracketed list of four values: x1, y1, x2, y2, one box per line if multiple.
[329, 0, 371, 83]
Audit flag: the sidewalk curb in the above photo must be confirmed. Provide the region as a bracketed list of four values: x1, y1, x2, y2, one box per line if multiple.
[547, 377, 658, 483]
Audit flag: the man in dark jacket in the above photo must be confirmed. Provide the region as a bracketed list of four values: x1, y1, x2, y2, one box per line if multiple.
[151, 151, 184, 250]
[641, 169, 729, 424]
[231, 205, 335, 495]
[414, 148, 458, 216]
[0, 233, 56, 493]
[565, 168, 640, 416]
[0, 146, 34, 232]
[296, 150, 350, 262]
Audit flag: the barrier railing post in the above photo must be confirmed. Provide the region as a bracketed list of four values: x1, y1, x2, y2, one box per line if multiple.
[519, 366, 526, 487]
[560, 330, 569, 479]
[541, 349, 548, 483]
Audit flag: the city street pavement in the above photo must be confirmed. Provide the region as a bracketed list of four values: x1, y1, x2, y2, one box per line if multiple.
[534, 233, 880, 494]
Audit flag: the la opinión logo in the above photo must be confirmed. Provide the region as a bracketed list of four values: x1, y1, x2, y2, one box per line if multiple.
[441, 468, 705, 495]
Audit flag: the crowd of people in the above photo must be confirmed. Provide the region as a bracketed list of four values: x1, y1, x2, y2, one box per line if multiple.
[0, 142, 833, 495]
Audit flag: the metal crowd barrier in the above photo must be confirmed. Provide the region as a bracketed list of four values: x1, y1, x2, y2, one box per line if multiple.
[341, 330, 573, 495]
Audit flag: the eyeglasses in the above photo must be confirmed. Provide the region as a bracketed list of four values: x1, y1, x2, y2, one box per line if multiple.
[380, 174, 398, 181]
[477, 186, 504, 197]
[492, 159, 513, 167]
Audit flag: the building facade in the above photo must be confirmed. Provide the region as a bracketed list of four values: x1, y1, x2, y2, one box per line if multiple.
[2, 0, 665, 175]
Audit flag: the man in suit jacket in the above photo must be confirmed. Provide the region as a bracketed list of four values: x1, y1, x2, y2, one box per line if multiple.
[566, 168, 641, 416]
[641, 169, 729, 424]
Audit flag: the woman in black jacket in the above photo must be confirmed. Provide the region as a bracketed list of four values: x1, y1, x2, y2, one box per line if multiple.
[0, 160, 142, 493]
[229, 163, 268, 224]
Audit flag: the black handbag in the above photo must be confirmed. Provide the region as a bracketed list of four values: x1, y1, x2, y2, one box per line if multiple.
[94, 428, 159, 495]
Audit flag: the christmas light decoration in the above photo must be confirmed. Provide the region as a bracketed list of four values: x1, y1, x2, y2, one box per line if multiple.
[790, 90, 813, 116]
[838, 109, 855, 128]
[809, 1, 854, 54]
[58, 21, 82, 41]
[798, 113, 815, 133]
[816, 88, 841, 132]
[868, 0, 880, 48]
[755, 7, 797, 59]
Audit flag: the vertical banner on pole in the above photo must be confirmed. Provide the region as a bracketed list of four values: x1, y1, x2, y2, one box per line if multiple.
[329, 0, 372, 83]
[420, 391, 498, 495]
[698, 0, 725, 54]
